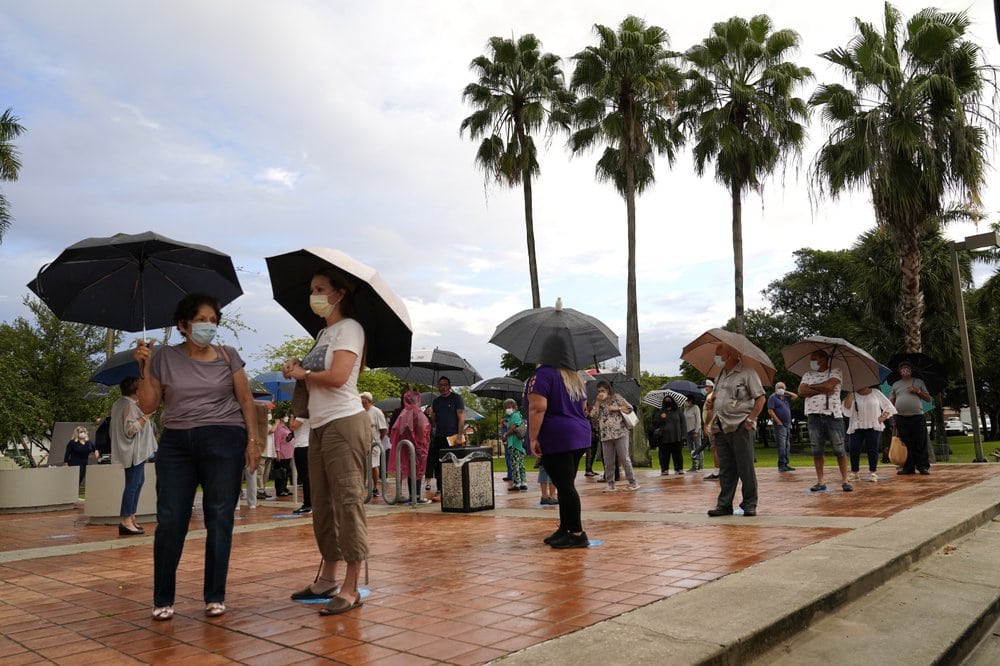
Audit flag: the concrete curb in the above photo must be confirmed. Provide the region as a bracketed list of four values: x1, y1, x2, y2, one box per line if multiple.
[494, 475, 1000, 665]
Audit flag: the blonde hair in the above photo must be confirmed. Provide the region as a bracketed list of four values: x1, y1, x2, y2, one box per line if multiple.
[558, 368, 587, 401]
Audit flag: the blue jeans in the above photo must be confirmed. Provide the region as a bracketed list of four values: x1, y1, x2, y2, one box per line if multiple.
[773, 423, 790, 468]
[120, 463, 145, 517]
[154, 425, 245, 607]
[849, 429, 880, 473]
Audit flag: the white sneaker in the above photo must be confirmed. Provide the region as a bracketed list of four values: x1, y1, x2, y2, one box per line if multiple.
[627, 482, 640, 491]
[849, 472, 860, 482]
[602, 483, 616, 493]
[869, 472, 879, 482]
[667, 469, 675, 476]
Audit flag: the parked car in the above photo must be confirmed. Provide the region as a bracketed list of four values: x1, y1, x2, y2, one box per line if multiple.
[944, 419, 971, 436]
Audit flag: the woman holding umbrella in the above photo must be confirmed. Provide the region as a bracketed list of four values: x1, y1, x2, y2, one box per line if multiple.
[134, 293, 261, 621]
[285, 269, 371, 616]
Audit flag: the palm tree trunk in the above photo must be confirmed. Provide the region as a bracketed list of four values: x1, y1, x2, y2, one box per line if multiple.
[898, 230, 924, 353]
[731, 184, 745, 335]
[522, 170, 541, 309]
[624, 167, 640, 379]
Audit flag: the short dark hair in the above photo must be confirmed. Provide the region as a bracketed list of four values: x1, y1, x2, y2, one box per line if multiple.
[173, 293, 222, 335]
[596, 380, 613, 393]
[119, 376, 140, 396]
[437, 376, 451, 386]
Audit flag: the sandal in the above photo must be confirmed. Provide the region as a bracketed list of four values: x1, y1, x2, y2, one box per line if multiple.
[319, 594, 363, 616]
[205, 602, 226, 617]
[290, 582, 340, 601]
[152, 606, 174, 621]
[810, 483, 827, 492]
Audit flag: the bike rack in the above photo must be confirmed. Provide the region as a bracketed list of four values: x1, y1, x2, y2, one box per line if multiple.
[379, 439, 419, 507]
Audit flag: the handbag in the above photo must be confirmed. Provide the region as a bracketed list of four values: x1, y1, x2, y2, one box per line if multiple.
[290, 380, 309, 418]
[623, 409, 639, 429]
[888, 435, 908, 466]
[514, 422, 527, 438]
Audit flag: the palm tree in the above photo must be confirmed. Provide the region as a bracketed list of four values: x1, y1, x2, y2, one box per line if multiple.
[0, 108, 26, 242]
[460, 34, 572, 309]
[810, 2, 996, 353]
[568, 16, 684, 378]
[676, 15, 812, 334]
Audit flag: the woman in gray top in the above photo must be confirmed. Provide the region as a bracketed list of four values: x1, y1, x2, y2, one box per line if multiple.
[135, 293, 261, 622]
[110, 376, 157, 536]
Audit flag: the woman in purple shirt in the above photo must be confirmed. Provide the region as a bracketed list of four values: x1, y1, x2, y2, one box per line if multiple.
[526, 334, 592, 549]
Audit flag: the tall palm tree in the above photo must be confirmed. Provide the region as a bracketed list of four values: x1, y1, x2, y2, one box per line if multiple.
[810, 2, 996, 353]
[0, 108, 26, 242]
[676, 15, 812, 334]
[460, 34, 572, 309]
[568, 16, 684, 378]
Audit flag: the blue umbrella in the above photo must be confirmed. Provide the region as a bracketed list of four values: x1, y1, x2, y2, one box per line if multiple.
[664, 379, 703, 400]
[253, 371, 295, 401]
[90, 347, 156, 386]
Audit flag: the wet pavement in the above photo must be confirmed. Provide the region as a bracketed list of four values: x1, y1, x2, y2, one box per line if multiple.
[2, 463, 998, 664]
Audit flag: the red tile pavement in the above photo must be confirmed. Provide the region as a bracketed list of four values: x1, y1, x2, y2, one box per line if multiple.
[1, 464, 998, 664]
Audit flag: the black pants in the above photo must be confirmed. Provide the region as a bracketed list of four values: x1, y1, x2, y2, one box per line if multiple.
[540, 449, 586, 533]
[429, 435, 449, 491]
[658, 440, 684, 472]
[896, 414, 930, 472]
[293, 446, 311, 508]
[273, 458, 292, 494]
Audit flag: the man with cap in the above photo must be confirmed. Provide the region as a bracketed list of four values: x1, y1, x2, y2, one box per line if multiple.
[360, 392, 388, 497]
[889, 361, 931, 474]
[767, 381, 799, 472]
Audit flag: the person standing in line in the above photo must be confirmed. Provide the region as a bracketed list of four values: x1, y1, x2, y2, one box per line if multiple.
[698, 379, 721, 479]
[428, 376, 465, 502]
[255, 409, 276, 500]
[704, 343, 765, 517]
[501, 398, 527, 492]
[652, 395, 686, 475]
[290, 414, 312, 514]
[889, 360, 932, 475]
[590, 381, 639, 492]
[843, 386, 896, 482]
[527, 335, 592, 548]
[798, 350, 852, 492]
[134, 293, 261, 621]
[388, 389, 432, 503]
[64, 425, 99, 488]
[110, 376, 157, 536]
[684, 398, 704, 472]
[767, 382, 799, 472]
[272, 411, 294, 497]
[360, 392, 388, 498]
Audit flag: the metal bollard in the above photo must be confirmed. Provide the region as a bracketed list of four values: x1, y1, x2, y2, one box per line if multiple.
[380, 439, 419, 507]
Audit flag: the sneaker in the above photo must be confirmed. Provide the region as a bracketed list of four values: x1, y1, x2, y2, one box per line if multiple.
[848, 472, 860, 482]
[519, 485, 528, 491]
[627, 483, 640, 491]
[550, 531, 589, 549]
[704, 473, 719, 480]
[707, 507, 733, 517]
[675, 469, 685, 475]
[810, 483, 827, 492]
[842, 482, 854, 492]
[602, 483, 616, 493]
[415, 498, 432, 504]
[660, 470, 669, 476]
[543, 528, 568, 544]
[869, 472, 879, 482]
[293, 505, 312, 514]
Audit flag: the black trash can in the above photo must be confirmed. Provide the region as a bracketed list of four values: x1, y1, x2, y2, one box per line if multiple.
[439, 446, 494, 513]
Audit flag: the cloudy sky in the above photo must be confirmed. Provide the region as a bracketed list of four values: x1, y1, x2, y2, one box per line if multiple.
[2, 0, 999, 381]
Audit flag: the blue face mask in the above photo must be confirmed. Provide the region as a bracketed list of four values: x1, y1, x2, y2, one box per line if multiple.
[189, 322, 217, 347]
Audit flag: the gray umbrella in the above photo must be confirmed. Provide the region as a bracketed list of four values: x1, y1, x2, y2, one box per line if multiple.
[585, 372, 641, 406]
[471, 376, 525, 402]
[383, 348, 482, 387]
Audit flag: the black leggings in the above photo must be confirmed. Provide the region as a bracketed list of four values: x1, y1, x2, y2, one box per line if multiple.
[293, 446, 311, 507]
[658, 441, 684, 472]
[540, 449, 585, 533]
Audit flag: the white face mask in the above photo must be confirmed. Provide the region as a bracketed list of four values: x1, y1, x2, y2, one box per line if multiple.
[504, 408, 514, 415]
[713, 355, 725, 368]
[776, 388, 785, 396]
[189, 322, 217, 347]
[78, 432, 87, 440]
[809, 360, 820, 371]
[310, 294, 336, 318]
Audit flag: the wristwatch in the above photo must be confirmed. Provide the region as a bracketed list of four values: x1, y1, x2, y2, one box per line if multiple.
[304, 369, 312, 379]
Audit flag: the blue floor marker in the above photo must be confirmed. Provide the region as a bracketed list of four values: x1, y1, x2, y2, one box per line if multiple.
[296, 588, 370, 604]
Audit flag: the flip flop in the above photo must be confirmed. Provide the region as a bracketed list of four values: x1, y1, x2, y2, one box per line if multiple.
[319, 595, 363, 616]
[205, 602, 226, 617]
[152, 606, 174, 621]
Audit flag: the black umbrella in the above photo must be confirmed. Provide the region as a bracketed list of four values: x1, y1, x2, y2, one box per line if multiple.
[585, 372, 641, 406]
[383, 348, 482, 387]
[664, 379, 703, 401]
[90, 347, 159, 386]
[489, 298, 620, 371]
[375, 392, 435, 413]
[28, 231, 243, 335]
[266, 247, 412, 368]
[885, 352, 947, 395]
[471, 376, 525, 402]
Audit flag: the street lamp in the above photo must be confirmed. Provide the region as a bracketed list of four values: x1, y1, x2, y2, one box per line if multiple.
[949, 230, 1000, 463]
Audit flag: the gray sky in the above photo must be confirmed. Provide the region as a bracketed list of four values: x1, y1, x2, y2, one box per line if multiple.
[2, 0, 999, 381]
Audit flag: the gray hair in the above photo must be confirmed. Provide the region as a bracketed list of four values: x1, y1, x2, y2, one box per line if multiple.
[502, 398, 517, 409]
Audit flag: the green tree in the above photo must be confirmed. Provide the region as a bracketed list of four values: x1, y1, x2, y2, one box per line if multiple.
[810, 3, 996, 352]
[460, 34, 572, 308]
[499, 352, 534, 381]
[256, 335, 317, 373]
[677, 15, 812, 334]
[568, 15, 684, 378]
[0, 108, 25, 242]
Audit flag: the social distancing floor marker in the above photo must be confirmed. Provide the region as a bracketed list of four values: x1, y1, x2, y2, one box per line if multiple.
[295, 588, 370, 604]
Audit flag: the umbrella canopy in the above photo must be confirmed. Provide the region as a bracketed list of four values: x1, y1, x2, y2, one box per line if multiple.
[884, 352, 946, 395]
[252, 371, 295, 402]
[90, 346, 158, 386]
[681, 328, 776, 386]
[782, 335, 888, 391]
[471, 376, 525, 402]
[463, 406, 485, 421]
[249, 378, 272, 399]
[375, 391, 435, 413]
[489, 298, 620, 371]
[664, 379, 703, 400]
[585, 372, 641, 406]
[28, 231, 243, 334]
[383, 348, 482, 387]
[266, 247, 412, 368]
[642, 389, 688, 409]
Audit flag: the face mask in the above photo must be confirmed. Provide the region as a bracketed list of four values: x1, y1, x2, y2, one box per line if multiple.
[310, 294, 338, 318]
[809, 360, 820, 371]
[504, 408, 514, 415]
[189, 322, 217, 346]
[78, 433, 87, 440]
[900, 368, 912, 377]
[776, 388, 785, 396]
[665, 401, 673, 408]
[713, 355, 725, 368]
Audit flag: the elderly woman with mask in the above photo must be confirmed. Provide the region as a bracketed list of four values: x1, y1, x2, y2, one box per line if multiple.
[590, 380, 639, 492]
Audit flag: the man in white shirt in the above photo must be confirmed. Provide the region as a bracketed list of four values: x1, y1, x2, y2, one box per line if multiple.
[360, 392, 388, 498]
[797, 350, 852, 493]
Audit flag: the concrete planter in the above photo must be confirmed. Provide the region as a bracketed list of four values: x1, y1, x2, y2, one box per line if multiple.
[84, 462, 157, 525]
[0, 466, 80, 513]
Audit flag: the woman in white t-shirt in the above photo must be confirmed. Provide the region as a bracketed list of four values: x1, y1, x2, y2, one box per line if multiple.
[283, 270, 369, 616]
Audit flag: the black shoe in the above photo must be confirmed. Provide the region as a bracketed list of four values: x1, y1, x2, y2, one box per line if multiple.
[898, 470, 915, 475]
[742, 509, 757, 517]
[293, 505, 312, 514]
[707, 507, 733, 517]
[543, 528, 568, 545]
[118, 523, 143, 536]
[918, 468, 930, 475]
[550, 531, 589, 549]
